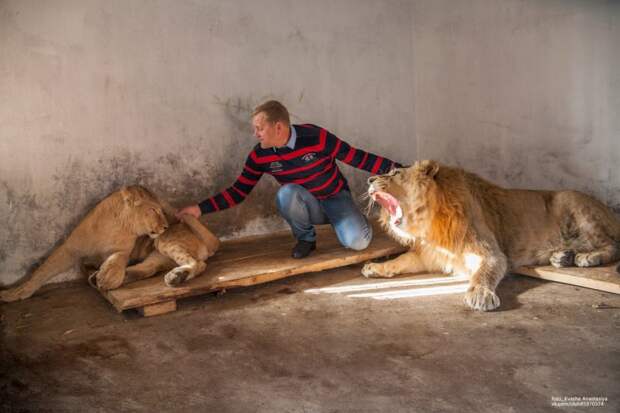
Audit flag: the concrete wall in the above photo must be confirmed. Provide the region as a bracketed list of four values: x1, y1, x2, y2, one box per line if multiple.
[412, 0, 620, 210]
[0, 0, 416, 285]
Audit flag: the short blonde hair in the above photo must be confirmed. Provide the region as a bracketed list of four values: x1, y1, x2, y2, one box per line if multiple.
[252, 100, 290, 125]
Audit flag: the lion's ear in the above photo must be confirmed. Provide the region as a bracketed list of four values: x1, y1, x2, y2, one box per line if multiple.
[420, 160, 440, 178]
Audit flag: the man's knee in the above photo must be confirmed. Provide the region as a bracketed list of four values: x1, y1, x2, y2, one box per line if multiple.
[338, 221, 373, 251]
[346, 234, 372, 251]
[276, 184, 298, 211]
[276, 184, 307, 217]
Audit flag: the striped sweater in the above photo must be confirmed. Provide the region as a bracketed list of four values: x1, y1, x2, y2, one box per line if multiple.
[199, 123, 401, 214]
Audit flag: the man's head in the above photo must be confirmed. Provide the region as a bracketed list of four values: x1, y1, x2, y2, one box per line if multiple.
[252, 100, 291, 149]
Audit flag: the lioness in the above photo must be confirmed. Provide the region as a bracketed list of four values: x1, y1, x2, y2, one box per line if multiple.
[363, 160, 620, 311]
[0, 186, 219, 302]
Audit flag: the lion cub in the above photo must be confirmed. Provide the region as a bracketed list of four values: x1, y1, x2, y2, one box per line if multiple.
[120, 213, 220, 287]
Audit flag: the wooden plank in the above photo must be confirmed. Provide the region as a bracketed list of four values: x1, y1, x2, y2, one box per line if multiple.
[137, 300, 177, 317]
[514, 262, 620, 294]
[102, 224, 407, 312]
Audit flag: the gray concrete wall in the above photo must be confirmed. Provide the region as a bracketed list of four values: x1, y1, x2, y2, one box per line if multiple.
[0, 0, 416, 285]
[412, 0, 620, 210]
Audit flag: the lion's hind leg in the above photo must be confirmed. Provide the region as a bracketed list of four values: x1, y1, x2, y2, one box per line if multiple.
[574, 243, 620, 268]
[549, 250, 576, 268]
[570, 221, 620, 268]
[558, 191, 620, 268]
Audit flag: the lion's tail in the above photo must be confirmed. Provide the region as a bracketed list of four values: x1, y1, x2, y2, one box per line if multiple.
[180, 214, 220, 257]
[0, 244, 76, 302]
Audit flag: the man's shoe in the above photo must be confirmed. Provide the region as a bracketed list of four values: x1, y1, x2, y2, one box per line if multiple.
[292, 240, 316, 259]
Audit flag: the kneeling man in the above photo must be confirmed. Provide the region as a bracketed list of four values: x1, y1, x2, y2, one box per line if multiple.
[178, 100, 402, 258]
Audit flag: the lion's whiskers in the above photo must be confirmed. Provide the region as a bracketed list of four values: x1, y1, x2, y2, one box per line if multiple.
[364, 196, 377, 216]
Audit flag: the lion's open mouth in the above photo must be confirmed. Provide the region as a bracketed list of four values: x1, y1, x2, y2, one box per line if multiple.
[371, 190, 403, 226]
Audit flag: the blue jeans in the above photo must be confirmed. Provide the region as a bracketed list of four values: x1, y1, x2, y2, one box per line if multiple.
[276, 184, 372, 250]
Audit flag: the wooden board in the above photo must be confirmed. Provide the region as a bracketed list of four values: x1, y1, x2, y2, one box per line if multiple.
[102, 224, 407, 314]
[514, 262, 620, 294]
[137, 300, 177, 317]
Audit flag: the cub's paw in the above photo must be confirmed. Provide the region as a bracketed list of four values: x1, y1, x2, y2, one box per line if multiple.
[575, 253, 602, 268]
[164, 268, 190, 287]
[464, 285, 500, 312]
[361, 263, 393, 278]
[550, 250, 575, 268]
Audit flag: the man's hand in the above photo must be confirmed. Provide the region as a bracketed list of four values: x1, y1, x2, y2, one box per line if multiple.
[175, 204, 202, 220]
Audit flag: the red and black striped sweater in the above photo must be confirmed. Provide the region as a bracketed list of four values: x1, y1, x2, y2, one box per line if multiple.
[199, 123, 402, 214]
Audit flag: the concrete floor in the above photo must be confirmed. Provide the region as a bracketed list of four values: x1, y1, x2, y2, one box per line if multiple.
[1, 265, 619, 413]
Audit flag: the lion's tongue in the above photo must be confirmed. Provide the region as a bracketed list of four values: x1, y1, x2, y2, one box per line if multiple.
[372, 191, 400, 217]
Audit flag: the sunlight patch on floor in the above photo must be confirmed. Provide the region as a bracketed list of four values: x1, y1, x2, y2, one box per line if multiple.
[347, 283, 469, 300]
[304, 273, 470, 300]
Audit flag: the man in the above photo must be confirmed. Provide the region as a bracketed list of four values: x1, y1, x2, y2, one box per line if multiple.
[177, 100, 402, 258]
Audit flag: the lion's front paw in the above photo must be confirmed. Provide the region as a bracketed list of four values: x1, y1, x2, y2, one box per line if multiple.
[575, 252, 602, 268]
[464, 285, 500, 312]
[164, 268, 190, 287]
[362, 262, 393, 279]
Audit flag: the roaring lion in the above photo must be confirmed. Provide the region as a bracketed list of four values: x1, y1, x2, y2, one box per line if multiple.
[0, 186, 219, 302]
[362, 160, 620, 311]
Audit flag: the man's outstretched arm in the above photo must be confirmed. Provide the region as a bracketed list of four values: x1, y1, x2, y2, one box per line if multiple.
[177, 154, 264, 218]
[322, 129, 402, 175]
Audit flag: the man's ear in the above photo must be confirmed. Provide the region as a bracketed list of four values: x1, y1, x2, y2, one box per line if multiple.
[275, 120, 284, 134]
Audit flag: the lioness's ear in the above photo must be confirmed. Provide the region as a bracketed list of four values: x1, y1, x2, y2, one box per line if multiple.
[420, 160, 440, 178]
[121, 187, 133, 204]
[120, 187, 141, 206]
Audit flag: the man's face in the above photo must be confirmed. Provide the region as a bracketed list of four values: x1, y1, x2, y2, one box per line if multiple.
[252, 112, 285, 149]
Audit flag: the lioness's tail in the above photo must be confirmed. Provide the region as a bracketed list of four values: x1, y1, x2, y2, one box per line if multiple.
[0, 245, 76, 302]
[180, 214, 220, 256]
